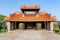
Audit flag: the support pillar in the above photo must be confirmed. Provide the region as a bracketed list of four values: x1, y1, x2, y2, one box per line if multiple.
[23, 23, 25, 30]
[15, 21, 16, 29]
[12, 22, 14, 29]
[44, 21, 46, 29]
[48, 22, 50, 30]
[47, 22, 50, 30]
[46, 22, 47, 30]
[36, 23, 38, 30]
[6, 22, 11, 32]
[50, 22, 54, 31]
[11, 22, 13, 30]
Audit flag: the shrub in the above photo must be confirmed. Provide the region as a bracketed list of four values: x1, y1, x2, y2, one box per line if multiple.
[58, 25, 60, 29]
[54, 30, 59, 33]
[0, 21, 7, 29]
[0, 26, 3, 30]
[0, 30, 2, 33]
[0, 21, 7, 33]
[1, 29, 6, 33]
[2, 23, 7, 29]
[19, 23, 23, 29]
[37, 23, 42, 29]
[53, 23, 59, 30]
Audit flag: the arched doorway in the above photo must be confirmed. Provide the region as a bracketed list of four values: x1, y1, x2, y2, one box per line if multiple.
[25, 22, 36, 29]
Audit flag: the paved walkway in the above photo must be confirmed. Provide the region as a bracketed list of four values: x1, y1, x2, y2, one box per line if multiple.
[15, 30, 60, 40]
[0, 30, 21, 40]
[0, 29, 60, 40]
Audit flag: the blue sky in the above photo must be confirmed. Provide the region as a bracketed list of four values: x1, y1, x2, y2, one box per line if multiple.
[0, 0, 60, 20]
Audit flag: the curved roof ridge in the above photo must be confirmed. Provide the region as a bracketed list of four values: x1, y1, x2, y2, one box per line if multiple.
[21, 5, 40, 9]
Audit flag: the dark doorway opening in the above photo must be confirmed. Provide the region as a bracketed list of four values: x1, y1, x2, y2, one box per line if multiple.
[25, 22, 36, 29]
[16, 22, 19, 29]
[16, 22, 24, 29]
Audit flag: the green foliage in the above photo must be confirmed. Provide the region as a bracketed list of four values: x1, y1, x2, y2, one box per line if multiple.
[0, 22, 2, 26]
[53, 23, 60, 34]
[0, 14, 5, 21]
[37, 23, 42, 29]
[2, 23, 6, 29]
[54, 30, 59, 33]
[19, 23, 23, 29]
[54, 29, 60, 34]
[1, 29, 6, 33]
[53, 23, 59, 30]
[58, 25, 60, 29]
[0, 22, 6, 29]
[0, 14, 6, 31]
[0, 30, 1, 33]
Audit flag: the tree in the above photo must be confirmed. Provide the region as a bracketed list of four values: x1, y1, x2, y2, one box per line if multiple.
[53, 23, 59, 30]
[0, 14, 5, 21]
[0, 14, 6, 29]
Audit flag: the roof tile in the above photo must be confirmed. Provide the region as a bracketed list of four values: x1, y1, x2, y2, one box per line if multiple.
[4, 12, 56, 21]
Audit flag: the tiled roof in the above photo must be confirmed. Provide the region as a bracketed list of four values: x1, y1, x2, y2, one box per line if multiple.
[21, 5, 40, 9]
[4, 12, 56, 22]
